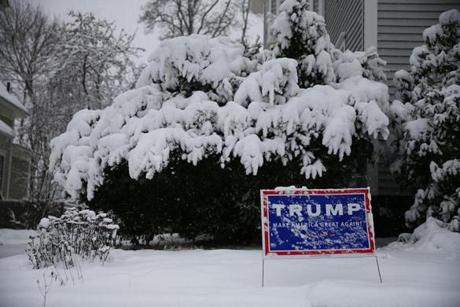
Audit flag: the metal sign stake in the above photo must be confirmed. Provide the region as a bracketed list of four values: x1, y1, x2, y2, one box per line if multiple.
[261, 256, 265, 287]
[375, 255, 383, 283]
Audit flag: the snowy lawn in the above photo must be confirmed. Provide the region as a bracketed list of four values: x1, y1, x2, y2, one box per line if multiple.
[0, 226, 459, 307]
[0, 229, 36, 259]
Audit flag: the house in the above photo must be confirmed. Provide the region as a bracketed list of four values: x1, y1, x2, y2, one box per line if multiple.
[254, 0, 460, 90]
[315, 0, 459, 199]
[0, 0, 32, 201]
[247, 1, 457, 234]
[0, 82, 31, 200]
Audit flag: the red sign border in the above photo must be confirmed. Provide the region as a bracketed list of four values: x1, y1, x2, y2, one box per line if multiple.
[261, 188, 376, 257]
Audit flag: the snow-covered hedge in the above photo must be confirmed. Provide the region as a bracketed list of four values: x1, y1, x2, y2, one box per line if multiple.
[50, 1, 390, 206]
[26, 208, 119, 269]
[50, 40, 389, 200]
[393, 217, 460, 255]
[136, 35, 255, 104]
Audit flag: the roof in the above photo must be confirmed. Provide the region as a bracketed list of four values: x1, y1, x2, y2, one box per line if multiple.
[0, 118, 14, 138]
[0, 83, 28, 115]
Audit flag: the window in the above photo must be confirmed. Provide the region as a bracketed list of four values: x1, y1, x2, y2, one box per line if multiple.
[270, 0, 277, 15]
[336, 31, 347, 52]
[9, 157, 29, 200]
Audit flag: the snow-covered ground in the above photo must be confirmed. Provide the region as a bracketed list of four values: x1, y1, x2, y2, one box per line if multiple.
[0, 224, 459, 307]
[0, 229, 35, 259]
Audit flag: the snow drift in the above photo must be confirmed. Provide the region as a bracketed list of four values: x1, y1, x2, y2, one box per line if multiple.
[388, 217, 460, 256]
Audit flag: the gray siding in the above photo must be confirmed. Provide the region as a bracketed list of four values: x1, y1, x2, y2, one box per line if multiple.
[324, 0, 364, 51]
[376, 0, 460, 195]
[377, 0, 460, 88]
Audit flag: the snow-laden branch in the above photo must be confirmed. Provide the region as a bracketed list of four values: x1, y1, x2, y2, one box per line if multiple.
[50, 34, 390, 200]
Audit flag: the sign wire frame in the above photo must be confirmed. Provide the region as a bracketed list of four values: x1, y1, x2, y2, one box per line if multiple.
[260, 188, 383, 287]
[261, 253, 383, 287]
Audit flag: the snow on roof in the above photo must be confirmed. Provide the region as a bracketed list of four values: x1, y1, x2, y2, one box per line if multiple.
[0, 118, 14, 138]
[0, 83, 27, 114]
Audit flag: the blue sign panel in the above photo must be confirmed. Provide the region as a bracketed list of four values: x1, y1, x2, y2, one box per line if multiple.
[261, 188, 375, 256]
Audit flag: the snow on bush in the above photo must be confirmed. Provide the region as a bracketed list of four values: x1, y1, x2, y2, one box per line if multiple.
[334, 47, 387, 82]
[136, 34, 255, 104]
[26, 208, 119, 269]
[149, 233, 192, 249]
[50, 2, 390, 202]
[392, 217, 460, 256]
[390, 9, 460, 231]
[270, 0, 336, 87]
[234, 58, 299, 106]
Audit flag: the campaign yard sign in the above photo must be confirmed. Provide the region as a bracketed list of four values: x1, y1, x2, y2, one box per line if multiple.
[261, 188, 376, 256]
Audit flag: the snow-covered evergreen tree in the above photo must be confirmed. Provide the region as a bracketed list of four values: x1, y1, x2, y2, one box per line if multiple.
[136, 35, 255, 104]
[50, 5, 390, 242]
[270, 0, 335, 87]
[50, 34, 389, 199]
[269, 0, 386, 87]
[391, 9, 460, 231]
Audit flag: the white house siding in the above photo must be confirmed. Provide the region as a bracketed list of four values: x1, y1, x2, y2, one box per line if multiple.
[377, 0, 460, 90]
[324, 0, 365, 51]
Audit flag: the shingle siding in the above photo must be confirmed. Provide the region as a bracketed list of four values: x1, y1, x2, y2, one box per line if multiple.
[324, 0, 364, 51]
